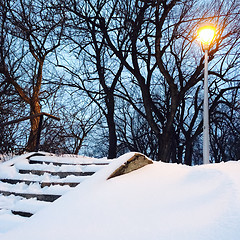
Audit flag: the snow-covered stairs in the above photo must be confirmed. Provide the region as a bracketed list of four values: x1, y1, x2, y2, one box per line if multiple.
[0, 152, 112, 219]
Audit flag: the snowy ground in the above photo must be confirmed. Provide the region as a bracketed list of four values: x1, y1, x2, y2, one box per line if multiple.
[1, 152, 240, 239]
[0, 152, 112, 234]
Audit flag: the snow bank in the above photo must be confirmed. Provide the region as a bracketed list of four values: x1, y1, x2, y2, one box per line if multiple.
[1, 153, 240, 240]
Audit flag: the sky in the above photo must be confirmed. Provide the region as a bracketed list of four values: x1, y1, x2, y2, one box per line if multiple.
[0, 152, 240, 240]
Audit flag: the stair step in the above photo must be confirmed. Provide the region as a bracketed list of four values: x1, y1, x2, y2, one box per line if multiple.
[0, 179, 33, 185]
[0, 179, 80, 188]
[28, 159, 109, 166]
[11, 210, 33, 218]
[26, 153, 46, 159]
[40, 182, 79, 187]
[18, 169, 95, 178]
[0, 190, 61, 202]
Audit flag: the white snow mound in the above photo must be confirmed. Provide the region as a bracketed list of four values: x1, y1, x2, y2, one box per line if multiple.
[1, 152, 240, 240]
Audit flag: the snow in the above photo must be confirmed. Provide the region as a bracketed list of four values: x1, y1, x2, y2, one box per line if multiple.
[0, 181, 72, 194]
[0, 209, 26, 234]
[14, 160, 105, 172]
[0, 151, 112, 235]
[0, 195, 50, 214]
[29, 155, 112, 164]
[0, 152, 109, 182]
[1, 152, 240, 239]
[0, 166, 90, 183]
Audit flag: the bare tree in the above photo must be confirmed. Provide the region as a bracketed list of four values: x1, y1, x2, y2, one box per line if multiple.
[2, 0, 239, 164]
[57, 0, 126, 158]
[0, 0, 64, 151]
[65, 0, 240, 164]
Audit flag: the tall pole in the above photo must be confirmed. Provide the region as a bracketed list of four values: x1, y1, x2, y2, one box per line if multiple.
[198, 24, 216, 164]
[203, 49, 210, 164]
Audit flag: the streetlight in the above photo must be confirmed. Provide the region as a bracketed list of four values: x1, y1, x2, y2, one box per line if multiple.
[198, 25, 216, 164]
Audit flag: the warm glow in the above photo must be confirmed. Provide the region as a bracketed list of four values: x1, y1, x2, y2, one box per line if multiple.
[198, 25, 216, 45]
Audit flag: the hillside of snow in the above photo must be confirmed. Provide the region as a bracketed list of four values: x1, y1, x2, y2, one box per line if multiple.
[1, 152, 240, 240]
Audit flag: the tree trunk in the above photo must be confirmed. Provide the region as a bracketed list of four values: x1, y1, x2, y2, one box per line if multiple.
[25, 99, 41, 152]
[184, 141, 193, 166]
[158, 133, 173, 163]
[106, 94, 117, 159]
[157, 95, 179, 162]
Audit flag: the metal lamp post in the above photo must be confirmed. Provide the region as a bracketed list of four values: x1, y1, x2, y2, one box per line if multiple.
[203, 48, 210, 165]
[198, 25, 216, 164]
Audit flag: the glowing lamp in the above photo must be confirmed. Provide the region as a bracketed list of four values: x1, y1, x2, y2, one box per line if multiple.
[198, 25, 216, 46]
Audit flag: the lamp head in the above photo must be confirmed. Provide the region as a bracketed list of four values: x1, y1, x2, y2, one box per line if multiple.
[198, 25, 216, 49]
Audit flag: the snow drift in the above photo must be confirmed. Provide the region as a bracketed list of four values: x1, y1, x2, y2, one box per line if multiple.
[1, 152, 240, 240]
